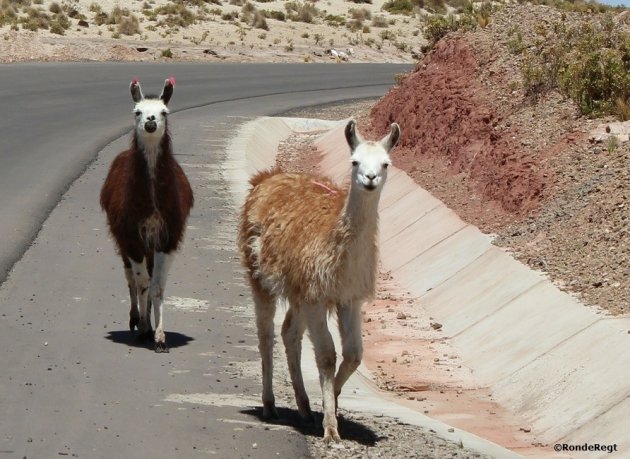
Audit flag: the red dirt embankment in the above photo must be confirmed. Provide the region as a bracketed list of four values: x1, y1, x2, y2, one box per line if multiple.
[370, 38, 545, 216]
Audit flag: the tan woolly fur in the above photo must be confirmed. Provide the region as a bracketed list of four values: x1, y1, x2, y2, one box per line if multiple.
[238, 120, 401, 443]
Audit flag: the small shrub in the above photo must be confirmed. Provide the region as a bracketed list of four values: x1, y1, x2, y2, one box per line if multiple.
[251, 10, 268, 29]
[155, 3, 196, 27]
[347, 19, 363, 32]
[394, 40, 409, 51]
[161, 48, 173, 58]
[49, 2, 62, 14]
[285, 1, 319, 23]
[21, 8, 50, 31]
[88, 3, 101, 14]
[349, 7, 371, 21]
[325, 14, 345, 26]
[507, 30, 525, 55]
[382, 0, 415, 15]
[379, 29, 394, 41]
[264, 10, 285, 21]
[371, 15, 388, 28]
[49, 20, 65, 34]
[607, 134, 618, 153]
[423, 14, 475, 47]
[118, 14, 140, 35]
[425, 0, 446, 14]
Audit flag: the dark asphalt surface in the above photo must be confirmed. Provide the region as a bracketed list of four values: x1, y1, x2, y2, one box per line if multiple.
[0, 62, 409, 283]
[0, 63, 410, 458]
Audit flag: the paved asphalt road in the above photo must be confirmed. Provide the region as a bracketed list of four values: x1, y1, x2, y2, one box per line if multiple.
[0, 63, 409, 458]
[0, 62, 408, 283]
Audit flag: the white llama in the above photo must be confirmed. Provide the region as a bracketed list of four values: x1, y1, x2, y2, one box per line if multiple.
[238, 120, 401, 442]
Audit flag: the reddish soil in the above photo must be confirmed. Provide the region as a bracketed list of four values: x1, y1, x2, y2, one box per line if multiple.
[370, 37, 546, 216]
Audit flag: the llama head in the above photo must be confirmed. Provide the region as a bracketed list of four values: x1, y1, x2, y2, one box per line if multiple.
[130, 77, 175, 142]
[345, 120, 400, 193]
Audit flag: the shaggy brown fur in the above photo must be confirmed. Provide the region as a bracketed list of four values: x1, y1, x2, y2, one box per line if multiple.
[240, 170, 359, 307]
[100, 135, 193, 265]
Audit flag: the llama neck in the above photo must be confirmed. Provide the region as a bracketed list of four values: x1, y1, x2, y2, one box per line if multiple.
[134, 132, 171, 179]
[342, 185, 381, 240]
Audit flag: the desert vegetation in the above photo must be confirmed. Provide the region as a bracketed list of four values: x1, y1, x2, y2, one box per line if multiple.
[0, 0, 628, 67]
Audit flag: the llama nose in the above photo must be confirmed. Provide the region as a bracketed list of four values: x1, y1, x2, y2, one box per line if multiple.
[144, 120, 157, 133]
[366, 173, 376, 181]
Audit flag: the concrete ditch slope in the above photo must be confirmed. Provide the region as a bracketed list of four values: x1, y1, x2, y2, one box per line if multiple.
[226, 116, 629, 458]
[315, 121, 630, 458]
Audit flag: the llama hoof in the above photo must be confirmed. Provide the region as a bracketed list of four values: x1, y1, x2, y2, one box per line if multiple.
[323, 427, 341, 444]
[262, 402, 279, 419]
[154, 341, 169, 353]
[129, 317, 139, 331]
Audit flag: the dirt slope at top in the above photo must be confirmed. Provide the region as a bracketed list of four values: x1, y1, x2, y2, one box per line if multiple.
[369, 4, 629, 314]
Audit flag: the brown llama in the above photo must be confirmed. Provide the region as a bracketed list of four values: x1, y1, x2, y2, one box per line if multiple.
[238, 120, 400, 442]
[100, 77, 194, 353]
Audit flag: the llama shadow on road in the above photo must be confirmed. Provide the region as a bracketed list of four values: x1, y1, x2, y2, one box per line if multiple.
[105, 330, 194, 350]
[240, 406, 383, 446]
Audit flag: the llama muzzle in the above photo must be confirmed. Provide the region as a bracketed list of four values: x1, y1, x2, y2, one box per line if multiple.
[144, 121, 157, 133]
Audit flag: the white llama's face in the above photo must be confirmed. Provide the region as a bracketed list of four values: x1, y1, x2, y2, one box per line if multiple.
[350, 143, 392, 192]
[346, 121, 401, 192]
[133, 99, 169, 140]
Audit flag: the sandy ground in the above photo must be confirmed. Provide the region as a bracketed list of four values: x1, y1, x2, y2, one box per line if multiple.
[0, 0, 424, 63]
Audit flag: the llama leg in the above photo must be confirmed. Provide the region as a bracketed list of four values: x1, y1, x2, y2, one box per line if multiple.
[334, 302, 363, 411]
[130, 258, 151, 339]
[305, 305, 340, 443]
[150, 251, 174, 353]
[124, 262, 139, 331]
[252, 285, 278, 419]
[281, 306, 312, 421]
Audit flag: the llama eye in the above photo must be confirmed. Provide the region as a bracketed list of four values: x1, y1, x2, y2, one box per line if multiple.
[161, 111, 167, 116]
[351, 160, 359, 167]
[135, 111, 141, 117]
[383, 163, 390, 169]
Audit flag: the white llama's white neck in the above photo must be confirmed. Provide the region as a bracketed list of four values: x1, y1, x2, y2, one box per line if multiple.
[344, 185, 382, 239]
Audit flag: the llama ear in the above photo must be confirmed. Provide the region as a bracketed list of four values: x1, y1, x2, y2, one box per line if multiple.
[130, 79, 143, 103]
[345, 120, 361, 152]
[381, 123, 401, 152]
[160, 77, 175, 105]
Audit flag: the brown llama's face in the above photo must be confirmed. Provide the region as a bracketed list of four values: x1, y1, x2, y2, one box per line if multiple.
[129, 77, 175, 144]
[133, 99, 169, 140]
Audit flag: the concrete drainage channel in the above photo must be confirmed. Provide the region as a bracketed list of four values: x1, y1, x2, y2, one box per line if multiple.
[224, 117, 630, 458]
